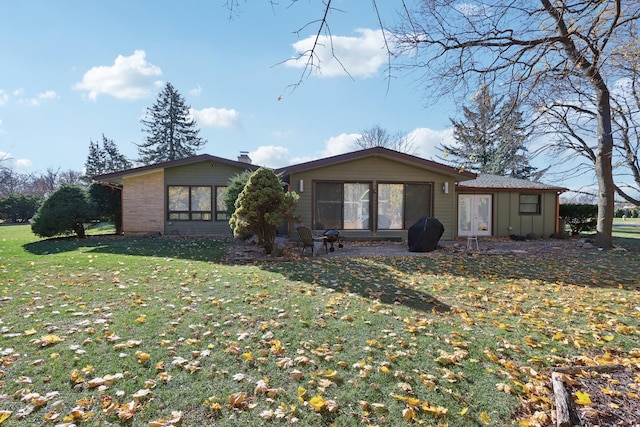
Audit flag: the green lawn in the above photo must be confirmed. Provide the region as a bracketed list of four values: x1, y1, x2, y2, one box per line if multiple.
[0, 225, 639, 426]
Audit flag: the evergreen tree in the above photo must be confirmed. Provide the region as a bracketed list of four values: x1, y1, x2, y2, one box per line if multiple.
[229, 167, 297, 254]
[85, 135, 132, 177]
[137, 83, 205, 165]
[439, 84, 537, 179]
[31, 185, 96, 239]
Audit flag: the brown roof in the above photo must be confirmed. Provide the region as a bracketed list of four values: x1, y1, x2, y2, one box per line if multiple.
[275, 147, 477, 179]
[457, 174, 567, 192]
[92, 154, 259, 184]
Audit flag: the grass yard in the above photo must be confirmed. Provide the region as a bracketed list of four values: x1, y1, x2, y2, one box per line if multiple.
[0, 225, 639, 426]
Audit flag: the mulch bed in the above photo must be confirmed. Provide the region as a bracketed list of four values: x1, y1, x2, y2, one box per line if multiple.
[552, 364, 640, 427]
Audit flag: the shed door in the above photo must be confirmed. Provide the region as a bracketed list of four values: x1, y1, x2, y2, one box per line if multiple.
[458, 194, 492, 236]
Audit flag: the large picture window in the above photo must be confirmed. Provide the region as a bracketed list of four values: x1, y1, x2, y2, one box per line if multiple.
[168, 185, 212, 221]
[314, 182, 370, 230]
[377, 183, 432, 229]
[519, 194, 541, 215]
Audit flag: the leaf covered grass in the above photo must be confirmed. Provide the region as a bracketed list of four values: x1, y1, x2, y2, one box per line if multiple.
[0, 225, 639, 426]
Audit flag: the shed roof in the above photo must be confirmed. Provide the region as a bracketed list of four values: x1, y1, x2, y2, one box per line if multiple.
[457, 174, 567, 192]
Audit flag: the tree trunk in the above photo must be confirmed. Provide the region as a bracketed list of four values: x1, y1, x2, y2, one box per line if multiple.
[74, 222, 87, 239]
[594, 87, 615, 248]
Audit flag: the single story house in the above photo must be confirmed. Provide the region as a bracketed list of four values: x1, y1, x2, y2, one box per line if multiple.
[93, 147, 566, 240]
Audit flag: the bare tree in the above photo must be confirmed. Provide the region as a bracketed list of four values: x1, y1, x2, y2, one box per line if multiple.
[226, 1, 639, 247]
[388, 0, 640, 248]
[354, 125, 416, 154]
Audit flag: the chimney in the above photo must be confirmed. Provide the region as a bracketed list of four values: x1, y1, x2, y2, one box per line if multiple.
[237, 151, 252, 164]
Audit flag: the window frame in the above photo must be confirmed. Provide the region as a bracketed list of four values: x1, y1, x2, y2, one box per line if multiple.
[376, 182, 433, 230]
[313, 181, 372, 230]
[519, 193, 541, 215]
[167, 185, 213, 221]
[215, 186, 228, 221]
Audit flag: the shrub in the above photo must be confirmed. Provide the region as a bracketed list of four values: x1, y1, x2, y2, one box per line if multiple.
[31, 185, 96, 238]
[0, 193, 43, 223]
[559, 203, 597, 234]
[229, 167, 298, 254]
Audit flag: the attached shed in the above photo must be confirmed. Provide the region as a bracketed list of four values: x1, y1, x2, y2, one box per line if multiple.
[456, 174, 567, 238]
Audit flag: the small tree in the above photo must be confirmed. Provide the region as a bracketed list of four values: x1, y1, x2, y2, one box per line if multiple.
[31, 185, 95, 239]
[89, 183, 122, 234]
[0, 194, 43, 223]
[229, 167, 297, 254]
[137, 83, 205, 165]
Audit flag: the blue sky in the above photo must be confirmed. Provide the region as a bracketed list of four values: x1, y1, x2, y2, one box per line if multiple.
[0, 1, 590, 195]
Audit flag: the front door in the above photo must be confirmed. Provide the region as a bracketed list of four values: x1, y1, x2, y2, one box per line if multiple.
[458, 194, 492, 236]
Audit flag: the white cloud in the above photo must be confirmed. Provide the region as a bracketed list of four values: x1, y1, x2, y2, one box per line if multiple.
[0, 151, 32, 170]
[287, 29, 388, 78]
[75, 50, 163, 100]
[0, 90, 9, 106]
[190, 107, 241, 129]
[250, 146, 294, 168]
[320, 133, 360, 156]
[20, 90, 58, 106]
[408, 127, 453, 160]
[189, 85, 203, 97]
[14, 158, 32, 169]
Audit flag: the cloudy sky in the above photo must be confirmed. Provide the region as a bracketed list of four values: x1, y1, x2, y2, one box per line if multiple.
[0, 1, 591, 195]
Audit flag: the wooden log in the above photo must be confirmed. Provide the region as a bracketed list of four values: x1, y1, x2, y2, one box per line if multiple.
[551, 364, 624, 375]
[551, 372, 573, 427]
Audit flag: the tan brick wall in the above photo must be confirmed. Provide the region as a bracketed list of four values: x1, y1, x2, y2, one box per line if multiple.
[122, 171, 165, 235]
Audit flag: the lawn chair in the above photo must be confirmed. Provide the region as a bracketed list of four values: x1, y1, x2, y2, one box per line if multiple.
[296, 226, 327, 256]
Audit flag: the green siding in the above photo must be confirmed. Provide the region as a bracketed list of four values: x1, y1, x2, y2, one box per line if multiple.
[460, 190, 559, 237]
[289, 156, 459, 240]
[164, 161, 253, 235]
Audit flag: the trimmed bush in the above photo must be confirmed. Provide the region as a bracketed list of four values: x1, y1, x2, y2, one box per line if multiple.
[31, 185, 96, 238]
[559, 203, 597, 234]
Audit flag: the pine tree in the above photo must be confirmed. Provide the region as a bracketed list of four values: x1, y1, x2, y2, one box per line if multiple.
[137, 83, 205, 165]
[84, 135, 132, 177]
[439, 84, 537, 179]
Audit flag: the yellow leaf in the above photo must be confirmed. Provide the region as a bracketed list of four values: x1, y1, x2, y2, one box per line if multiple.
[602, 335, 614, 342]
[459, 407, 469, 415]
[480, 411, 491, 424]
[135, 351, 150, 364]
[0, 411, 12, 424]
[135, 315, 147, 323]
[575, 391, 592, 406]
[309, 395, 325, 412]
[402, 407, 416, 420]
[23, 328, 37, 336]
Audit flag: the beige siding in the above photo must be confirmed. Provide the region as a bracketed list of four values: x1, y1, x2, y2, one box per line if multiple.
[290, 157, 458, 240]
[122, 171, 165, 235]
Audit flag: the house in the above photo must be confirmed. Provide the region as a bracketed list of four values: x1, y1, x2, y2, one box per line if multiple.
[92, 154, 258, 236]
[93, 147, 566, 240]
